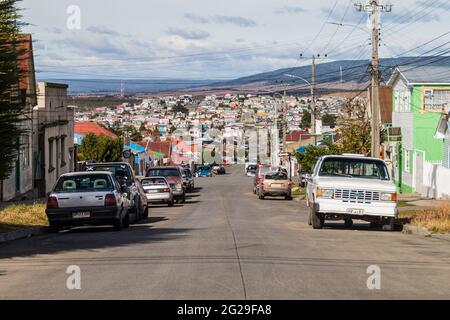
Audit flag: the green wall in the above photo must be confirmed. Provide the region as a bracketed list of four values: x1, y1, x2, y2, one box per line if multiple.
[411, 85, 445, 161]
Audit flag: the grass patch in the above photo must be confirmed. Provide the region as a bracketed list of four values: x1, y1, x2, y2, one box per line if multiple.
[409, 202, 450, 233]
[397, 201, 416, 207]
[291, 187, 306, 197]
[0, 203, 48, 233]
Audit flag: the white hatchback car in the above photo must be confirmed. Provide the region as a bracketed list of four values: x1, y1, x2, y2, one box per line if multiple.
[306, 154, 398, 230]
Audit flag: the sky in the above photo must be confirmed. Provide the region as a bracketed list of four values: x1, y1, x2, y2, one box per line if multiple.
[20, 0, 450, 80]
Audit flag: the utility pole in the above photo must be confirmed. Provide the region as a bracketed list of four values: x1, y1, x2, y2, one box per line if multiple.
[311, 55, 317, 146]
[282, 89, 286, 152]
[355, 0, 392, 158]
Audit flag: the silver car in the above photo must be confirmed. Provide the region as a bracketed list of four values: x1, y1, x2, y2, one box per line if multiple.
[141, 176, 174, 207]
[45, 172, 130, 232]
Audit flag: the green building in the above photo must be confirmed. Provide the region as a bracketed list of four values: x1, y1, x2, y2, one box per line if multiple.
[388, 64, 450, 194]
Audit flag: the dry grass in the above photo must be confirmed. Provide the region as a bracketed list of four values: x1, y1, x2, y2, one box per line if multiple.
[0, 203, 48, 233]
[409, 202, 450, 233]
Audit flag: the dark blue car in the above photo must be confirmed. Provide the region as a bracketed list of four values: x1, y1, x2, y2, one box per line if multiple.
[196, 165, 212, 177]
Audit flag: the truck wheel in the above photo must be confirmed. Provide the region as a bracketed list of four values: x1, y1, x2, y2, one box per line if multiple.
[382, 218, 395, 231]
[344, 218, 353, 228]
[142, 206, 149, 219]
[312, 207, 324, 229]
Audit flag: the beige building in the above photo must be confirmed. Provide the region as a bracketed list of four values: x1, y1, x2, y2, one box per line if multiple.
[34, 82, 74, 196]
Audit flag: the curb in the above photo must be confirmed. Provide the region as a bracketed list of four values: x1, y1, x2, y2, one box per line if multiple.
[0, 227, 48, 243]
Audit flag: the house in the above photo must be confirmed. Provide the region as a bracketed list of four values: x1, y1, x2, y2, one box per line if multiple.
[74, 121, 117, 145]
[34, 82, 74, 196]
[1, 34, 37, 201]
[388, 62, 450, 197]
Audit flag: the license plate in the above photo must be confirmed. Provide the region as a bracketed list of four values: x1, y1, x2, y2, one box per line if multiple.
[146, 190, 158, 193]
[72, 211, 90, 218]
[271, 184, 283, 188]
[346, 208, 364, 215]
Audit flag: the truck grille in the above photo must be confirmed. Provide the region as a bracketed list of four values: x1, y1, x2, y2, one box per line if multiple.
[334, 189, 380, 204]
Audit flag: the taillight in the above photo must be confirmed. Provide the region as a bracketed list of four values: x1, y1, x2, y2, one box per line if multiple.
[163, 188, 171, 192]
[47, 196, 59, 209]
[104, 194, 117, 206]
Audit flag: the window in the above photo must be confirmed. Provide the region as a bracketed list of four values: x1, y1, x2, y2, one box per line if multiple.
[424, 89, 450, 111]
[60, 136, 66, 166]
[404, 150, 410, 173]
[48, 139, 54, 172]
[319, 157, 390, 180]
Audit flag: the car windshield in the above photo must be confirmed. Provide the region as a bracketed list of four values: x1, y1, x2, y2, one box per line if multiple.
[247, 165, 257, 171]
[200, 166, 211, 170]
[141, 177, 168, 186]
[265, 172, 288, 180]
[87, 164, 132, 185]
[147, 168, 180, 177]
[319, 157, 390, 180]
[54, 174, 114, 192]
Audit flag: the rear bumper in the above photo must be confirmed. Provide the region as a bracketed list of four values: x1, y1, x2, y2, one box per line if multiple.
[262, 188, 290, 196]
[316, 199, 397, 218]
[46, 206, 121, 224]
[145, 193, 172, 202]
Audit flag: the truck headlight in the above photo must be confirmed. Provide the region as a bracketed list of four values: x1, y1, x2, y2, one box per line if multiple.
[316, 188, 334, 199]
[381, 192, 397, 201]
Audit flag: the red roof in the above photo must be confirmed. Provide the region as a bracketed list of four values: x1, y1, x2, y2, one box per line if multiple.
[286, 130, 309, 142]
[74, 122, 117, 138]
[137, 141, 171, 158]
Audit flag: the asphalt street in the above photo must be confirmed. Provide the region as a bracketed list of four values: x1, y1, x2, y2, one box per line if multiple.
[0, 165, 449, 299]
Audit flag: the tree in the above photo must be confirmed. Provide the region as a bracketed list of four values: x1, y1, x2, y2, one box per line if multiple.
[124, 125, 142, 142]
[336, 98, 371, 156]
[294, 138, 342, 173]
[300, 110, 311, 129]
[173, 103, 188, 115]
[322, 113, 336, 128]
[78, 133, 123, 162]
[0, 0, 27, 181]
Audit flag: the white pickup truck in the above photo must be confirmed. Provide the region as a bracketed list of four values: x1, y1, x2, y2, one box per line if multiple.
[306, 154, 398, 230]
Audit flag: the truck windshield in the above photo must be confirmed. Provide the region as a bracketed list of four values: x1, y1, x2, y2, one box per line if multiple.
[319, 157, 390, 180]
[147, 168, 180, 177]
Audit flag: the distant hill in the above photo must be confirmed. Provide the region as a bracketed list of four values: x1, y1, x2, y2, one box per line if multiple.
[205, 56, 450, 91]
[40, 56, 449, 95]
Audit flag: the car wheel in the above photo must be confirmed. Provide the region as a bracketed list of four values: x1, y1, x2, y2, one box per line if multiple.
[311, 206, 324, 229]
[308, 208, 312, 226]
[49, 222, 62, 233]
[285, 195, 293, 200]
[344, 218, 353, 228]
[113, 216, 123, 231]
[123, 211, 130, 228]
[142, 206, 149, 219]
[168, 200, 174, 207]
[182, 194, 186, 203]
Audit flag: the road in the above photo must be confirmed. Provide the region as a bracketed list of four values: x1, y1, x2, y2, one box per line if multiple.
[1, 165, 449, 299]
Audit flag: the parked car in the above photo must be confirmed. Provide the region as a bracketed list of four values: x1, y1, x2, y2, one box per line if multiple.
[299, 172, 310, 188]
[182, 168, 195, 192]
[257, 171, 292, 200]
[141, 176, 174, 207]
[45, 172, 130, 232]
[146, 166, 186, 203]
[85, 162, 148, 222]
[306, 154, 398, 230]
[246, 164, 257, 177]
[212, 164, 226, 175]
[253, 164, 277, 194]
[196, 164, 213, 177]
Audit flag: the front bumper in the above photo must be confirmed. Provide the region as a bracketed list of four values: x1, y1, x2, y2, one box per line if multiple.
[316, 198, 397, 218]
[46, 206, 121, 225]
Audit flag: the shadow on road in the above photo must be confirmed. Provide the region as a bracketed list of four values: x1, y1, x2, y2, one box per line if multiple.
[0, 225, 196, 260]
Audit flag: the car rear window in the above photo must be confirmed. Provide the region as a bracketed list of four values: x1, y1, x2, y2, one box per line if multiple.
[141, 177, 168, 186]
[265, 172, 288, 180]
[54, 174, 114, 192]
[87, 164, 133, 184]
[146, 168, 180, 177]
